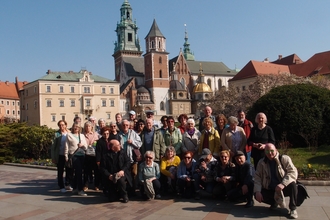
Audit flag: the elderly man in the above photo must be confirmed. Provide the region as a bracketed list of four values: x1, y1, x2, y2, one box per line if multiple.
[99, 139, 132, 203]
[140, 118, 166, 163]
[227, 151, 254, 208]
[254, 143, 298, 219]
[145, 110, 161, 128]
[237, 110, 253, 163]
[120, 119, 142, 195]
[128, 110, 136, 122]
[198, 106, 216, 131]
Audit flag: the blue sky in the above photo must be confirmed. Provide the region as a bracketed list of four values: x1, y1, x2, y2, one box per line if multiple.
[1, 0, 329, 83]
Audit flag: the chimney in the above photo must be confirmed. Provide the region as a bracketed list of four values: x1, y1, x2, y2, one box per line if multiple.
[263, 58, 269, 63]
[5, 81, 9, 85]
[47, 69, 51, 74]
[278, 55, 282, 60]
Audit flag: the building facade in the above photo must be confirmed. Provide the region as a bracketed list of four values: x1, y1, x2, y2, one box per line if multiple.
[20, 70, 120, 129]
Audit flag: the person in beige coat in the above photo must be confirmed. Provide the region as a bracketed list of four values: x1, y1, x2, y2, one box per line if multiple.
[65, 124, 88, 196]
[221, 116, 247, 159]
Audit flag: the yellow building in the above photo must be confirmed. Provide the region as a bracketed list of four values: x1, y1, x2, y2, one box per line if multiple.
[20, 69, 120, 129]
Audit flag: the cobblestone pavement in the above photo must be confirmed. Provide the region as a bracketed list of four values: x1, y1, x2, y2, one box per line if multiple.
[0, 164, 330, 220]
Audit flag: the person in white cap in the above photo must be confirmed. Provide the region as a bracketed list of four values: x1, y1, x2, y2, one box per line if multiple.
[129, 110, 136, 122]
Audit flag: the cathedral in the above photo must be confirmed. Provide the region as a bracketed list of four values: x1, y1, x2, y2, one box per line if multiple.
[114, 0, 237, 119]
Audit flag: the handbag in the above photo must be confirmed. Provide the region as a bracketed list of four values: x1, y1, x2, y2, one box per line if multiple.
[133, 148, 142, 162]
[65, 133, 81, 167]
[86, 146, 96, 156]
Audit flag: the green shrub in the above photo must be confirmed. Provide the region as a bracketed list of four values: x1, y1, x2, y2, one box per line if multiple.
[248, 84, 330, 148]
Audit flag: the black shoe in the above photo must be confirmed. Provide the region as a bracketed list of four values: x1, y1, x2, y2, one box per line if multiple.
[245, 200, 254, 208]
[122, 196, 129, 203]
[269, 203, 278, 210]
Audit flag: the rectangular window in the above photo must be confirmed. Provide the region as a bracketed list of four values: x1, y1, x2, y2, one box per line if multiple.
[110, 100, 114, 107]
[7, 101, 9, 105]
[71, 86, 75, 93]
[102, 100, 106, 107]
[18, 102, 20, 106]
[59, 100, 64, 107]
[107, 113, 111, 119]
[18, 110, 20, 115]
[46, 100, 52, 107]
[12, 110, 15, 115]
[86, 99, 91, 107]
[71, 100, 75, 107]
[52, 115, 56, 122]
[62, 115, 65, 121]
[102, 87, 106, 94]
[6, 110, 9, 114]
[46, 86, 51, 93]
[1, 101, 3, 104]
[34, 86, 37, 93]
[59, 86, 64, 93]
[26, 103, 28, 110]
[84, 87, 90, 93]
[110, 88, 114, 94]
[128, 33, 132, 42]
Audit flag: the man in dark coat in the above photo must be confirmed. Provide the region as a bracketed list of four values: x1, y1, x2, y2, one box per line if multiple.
[227, 151, 254, 208]
[100, 139, 132, 203]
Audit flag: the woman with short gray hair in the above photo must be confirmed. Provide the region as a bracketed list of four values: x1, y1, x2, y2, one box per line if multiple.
[182, 118, 201, 160]
[221, 116, 247, 159]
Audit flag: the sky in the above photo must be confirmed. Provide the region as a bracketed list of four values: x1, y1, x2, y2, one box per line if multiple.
[1, 0, 330, 83]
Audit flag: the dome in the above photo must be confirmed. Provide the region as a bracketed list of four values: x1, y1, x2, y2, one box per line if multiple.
[192, 83, 212, 93]
[137, 86, 149, 93]
[170, 80, 185, 91]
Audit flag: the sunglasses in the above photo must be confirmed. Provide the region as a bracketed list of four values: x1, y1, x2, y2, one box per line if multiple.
[265, 150, 275, 154]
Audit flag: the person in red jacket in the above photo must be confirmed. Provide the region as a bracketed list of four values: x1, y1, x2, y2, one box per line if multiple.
[237, 110, 253, 163]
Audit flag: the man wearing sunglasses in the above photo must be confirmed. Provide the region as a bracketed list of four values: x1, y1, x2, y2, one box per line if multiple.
[254, 143, 298, 219]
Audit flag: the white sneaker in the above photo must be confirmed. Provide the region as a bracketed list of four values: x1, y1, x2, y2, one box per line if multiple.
[65, 186, 73, 191]
[289, 209, 298, 219]
[60, 188, 66, 193]
[78, 190, 87, 196]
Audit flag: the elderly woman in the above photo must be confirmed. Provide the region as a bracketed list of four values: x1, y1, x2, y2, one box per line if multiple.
[177, 114, 188, 134]
[65, 124, 88, 196]
[83, 121, 100, 191]
[177, 151, 198, 198]
[139, 151, 161, 200]
[97, 118, 106, 135]
[212, 150, 236, 199]
[164, 116, 182, 157]
[182, 118, 201, 160]
[51, 120, 72, 193]
[198, 117, 221, 158]
[160, 146, 181, 193]
[221, 116, 247, 159]
[216, 114, 229, 137]
[248, 112, 275, 168]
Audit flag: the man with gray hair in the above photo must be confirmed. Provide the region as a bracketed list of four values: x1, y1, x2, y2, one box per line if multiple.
[254, 143, 298, 219]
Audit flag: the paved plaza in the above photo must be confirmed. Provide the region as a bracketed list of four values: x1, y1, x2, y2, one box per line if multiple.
[0, 164, 329, 220]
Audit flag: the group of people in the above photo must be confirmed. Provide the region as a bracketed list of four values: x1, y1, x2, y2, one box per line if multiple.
[51, 107, 299, 219]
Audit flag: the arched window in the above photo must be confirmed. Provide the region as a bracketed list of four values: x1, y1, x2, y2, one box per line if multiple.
[159, 70, 162, 78]
[207, 79, 212, 89]
[151, 41, 155, 49]
[218, 79, 222, 89]
[180, 78, 186, 87]
[158, 41, 161, 49]
[160, 101, 165, 110]
[159, 57, 162, 64]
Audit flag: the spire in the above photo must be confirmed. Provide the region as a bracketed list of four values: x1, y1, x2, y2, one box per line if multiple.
[145, 19, 165, 39]
[183, 24, 195, 61]
[199, 63, 205, 83]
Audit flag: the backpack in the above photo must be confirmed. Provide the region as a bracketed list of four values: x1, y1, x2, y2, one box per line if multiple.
[296, 180, 310, 206]
[279, 155, 310, 206]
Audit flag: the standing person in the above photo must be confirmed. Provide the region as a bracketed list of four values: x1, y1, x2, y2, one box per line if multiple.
[177, 151, 198, 198]
[109, 121, 121, 142]
[138, 151, 161, 200]
[72, 116, 82, 133]
[83, 121, 99, 191]
[100, 139, 132, 203]
[227, 151, 254, 208]
[237, 110, 253, 163]
[254, 143, 298, 219]
[88, 116, 98, 132]
[135, 119, 145, 138]
[120, 119, 142, 195]
[198, 106, 216, 131]
[128, 110, 136, 122]
[221, 116, 247, 159]
[181, 118, 201, 160]
[97, 118, 106, 135]
[159, 115, 168, 137]
[115, 113, 123, 132]
[164, 116, 182, 157]
[65, 124, 88, 196]
[215, 114, 228, 137]
[248, 112, 275, 168]
[198, 117, 221, 158]
[145, 110, 161, 128]
[51, 120, 72, 193]
[140, 118, 166, 164]
[95, 127, 111, 168]
[177, 114, 188, 134]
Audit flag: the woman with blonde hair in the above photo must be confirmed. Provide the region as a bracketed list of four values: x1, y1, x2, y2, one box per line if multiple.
[215, 114, 229, 137]
[160, 146, 181, 193]
[198, 117, 221, 158]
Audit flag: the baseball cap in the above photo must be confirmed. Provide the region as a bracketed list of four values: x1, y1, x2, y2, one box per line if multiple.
[129, 110, 136, 115]
[235, 150, 245, 157]
[200, 148, 211, 160]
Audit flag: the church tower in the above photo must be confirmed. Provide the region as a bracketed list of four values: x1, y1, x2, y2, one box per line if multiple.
[113, 0, 142, 81]
[183, 25, 195, 61]
[144, 19, 169, 114]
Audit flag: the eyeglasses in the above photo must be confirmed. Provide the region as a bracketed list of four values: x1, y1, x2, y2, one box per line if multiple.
[265, 150, 275, 154]
[145, 156, 153, 159]
[111, 125, 117, 128]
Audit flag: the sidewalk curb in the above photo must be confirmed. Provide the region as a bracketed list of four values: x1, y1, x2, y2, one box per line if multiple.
[3, 162, 57, 171]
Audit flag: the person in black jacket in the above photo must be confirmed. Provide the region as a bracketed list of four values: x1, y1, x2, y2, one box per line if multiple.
[227, 151, 254, 208]
[100, 139, 132, 203]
